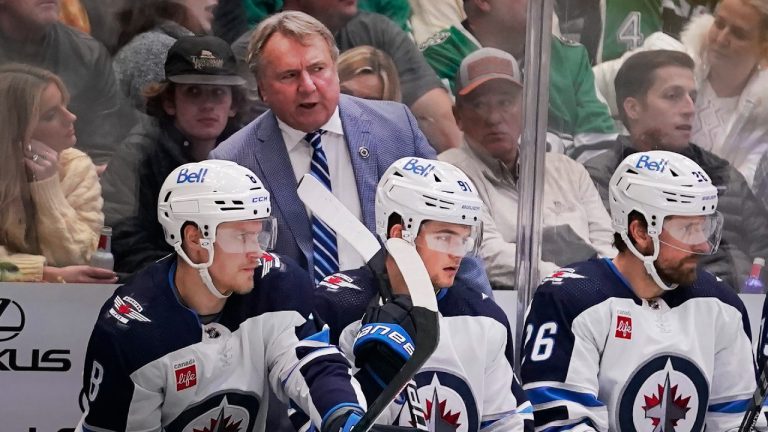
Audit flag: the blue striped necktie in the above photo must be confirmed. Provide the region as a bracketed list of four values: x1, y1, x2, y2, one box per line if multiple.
[306, 130, 339, 284]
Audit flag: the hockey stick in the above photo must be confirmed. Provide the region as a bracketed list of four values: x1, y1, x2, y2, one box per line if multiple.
[738, 360, 768, 431]
[297, 174, 438, 432]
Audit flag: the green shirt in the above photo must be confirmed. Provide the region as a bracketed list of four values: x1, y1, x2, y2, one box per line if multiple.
[420, 25, 616, 136]
[359, 0, 411, 33]
[602, 0, 662, 61]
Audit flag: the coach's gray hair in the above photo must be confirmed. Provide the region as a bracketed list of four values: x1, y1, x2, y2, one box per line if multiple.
[247, 11, 339, 78]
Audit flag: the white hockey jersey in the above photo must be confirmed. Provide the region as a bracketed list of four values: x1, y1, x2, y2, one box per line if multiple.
[315, 266, 534, 432]
[77, 254, 365, 432]
[521, 258, 756, 431]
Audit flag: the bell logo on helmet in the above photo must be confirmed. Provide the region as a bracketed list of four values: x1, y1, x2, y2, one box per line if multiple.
[402, 158, 435, 177]
[176, 167, 208, 184]
[634, 155, 668, 173]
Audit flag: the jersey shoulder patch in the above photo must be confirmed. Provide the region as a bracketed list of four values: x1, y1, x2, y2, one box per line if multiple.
[319, 272, 363, 293]
[108, 295, 152, 325]
[541, 267, 588, 285]
[258, 252, 282, 277]
[419, 30, 451, 51]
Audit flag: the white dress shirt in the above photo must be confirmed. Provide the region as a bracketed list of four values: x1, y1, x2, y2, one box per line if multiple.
[277, 107, 366, 272]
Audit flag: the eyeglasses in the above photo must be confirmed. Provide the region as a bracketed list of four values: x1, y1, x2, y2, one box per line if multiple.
[464, 95, 520, 117]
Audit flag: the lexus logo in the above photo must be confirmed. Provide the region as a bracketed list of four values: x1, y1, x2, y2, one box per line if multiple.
[0, 298, 25, 342]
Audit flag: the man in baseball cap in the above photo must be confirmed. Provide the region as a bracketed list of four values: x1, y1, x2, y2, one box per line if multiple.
[101, 35, 250, 276]
[440, 47, 616, 288]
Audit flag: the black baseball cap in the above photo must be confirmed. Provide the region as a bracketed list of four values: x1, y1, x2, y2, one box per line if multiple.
[164, 35, 246, 86]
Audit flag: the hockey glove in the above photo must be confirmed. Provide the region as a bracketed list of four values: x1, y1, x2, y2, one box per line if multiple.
[353, 295, 418, 397]
[322, 407, 364, 432]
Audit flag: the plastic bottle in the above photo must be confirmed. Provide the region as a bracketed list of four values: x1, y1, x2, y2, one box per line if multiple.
[742, 257, 765, 294]
[90, 226, 114, 271]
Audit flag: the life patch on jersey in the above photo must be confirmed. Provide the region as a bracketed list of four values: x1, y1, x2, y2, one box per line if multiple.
[617, 354, 708, 432]
[109, 296, 151, 324]
[615, 312, 632, 340]
[259, 252, 281, 277]
[542, 268, 586, 285]
[418, 30, 450, 51]
[319, 273, 361, 292]
[173, 358, 197, 391]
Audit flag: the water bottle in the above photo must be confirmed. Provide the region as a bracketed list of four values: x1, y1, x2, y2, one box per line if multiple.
[90, 226, 114, 271]
[742, 257, 765, 294]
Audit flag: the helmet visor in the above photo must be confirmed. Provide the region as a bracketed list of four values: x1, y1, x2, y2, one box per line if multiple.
[420, 223, 482, 257]
[215, 217, 277, 254]
[660, 212, 723, 255]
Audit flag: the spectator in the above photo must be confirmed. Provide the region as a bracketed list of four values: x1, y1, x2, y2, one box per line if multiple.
[0, 0, 131, 165]
[522, 151, 756, 431]
[440, 48, 615, 289]
[0, 64, 116, 284]
[231, 0, 462, 152]
[314, 157, 534, 430]
[337, 45, 401, 101]
[78, 160, 367, 432]
[101, 35, 246, 275]
[555, 0, 715, 64]
[113, 0, 219, 111]
[584, 50, 768, 291]
[211, 11, 492, 296]
[590, 0, 768, 182]
[684, 0, 768, 187]
[419, 0, 617, 151]
[408, 0, 466, 45]
[756, 153, 768, 209]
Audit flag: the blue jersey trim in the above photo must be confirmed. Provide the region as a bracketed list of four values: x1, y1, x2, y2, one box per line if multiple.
[527, 386, 605, 408]
[540, 419, 593, 432]
[305, 326, 331, 344]
[519, 404, 534, 414]
[436, 288, 448, 301]
[708, 398, 750, 413]
[480, 418, 499, 428]
[602, 258, 636, 296]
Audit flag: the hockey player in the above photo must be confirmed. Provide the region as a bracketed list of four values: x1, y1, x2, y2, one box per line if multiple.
[521, 150, 757, 431]
[76, 160, 367, 432]
[314, 157, 534, 431]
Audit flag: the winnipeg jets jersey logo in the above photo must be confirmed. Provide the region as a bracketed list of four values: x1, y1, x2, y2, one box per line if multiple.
[542, 268, 586, 285]
[397, 371, 479, 432]
[618, 355, 708, 431]
[319, 273, 361, 292]
[109, 296, 151, 324]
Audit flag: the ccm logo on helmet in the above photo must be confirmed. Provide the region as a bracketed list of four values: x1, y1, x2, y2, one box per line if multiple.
[403, 158, 435, 177]
[176, 168, 208, 184]
[634, 155, 668, 173]
[252, 196, 268, 203]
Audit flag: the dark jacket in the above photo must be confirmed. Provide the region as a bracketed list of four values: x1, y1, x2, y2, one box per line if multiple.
[583, 136, 768, 291]
[0, 22, 133, 164]
[101, 117, 238, 274]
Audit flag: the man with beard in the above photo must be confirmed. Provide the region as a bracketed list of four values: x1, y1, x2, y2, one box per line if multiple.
[521, 150, 758, 431]
[582, 49, 768, 291]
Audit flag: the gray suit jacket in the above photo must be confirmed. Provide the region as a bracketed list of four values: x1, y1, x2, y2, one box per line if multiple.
[210, 94, 492, 296]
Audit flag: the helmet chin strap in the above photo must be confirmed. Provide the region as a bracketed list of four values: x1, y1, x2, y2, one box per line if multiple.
[620, 231, 678, 292]
[174, 241, 231, 300]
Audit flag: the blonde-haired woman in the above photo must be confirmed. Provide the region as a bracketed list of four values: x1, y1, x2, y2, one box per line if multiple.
[0, 64, 117, 283]
[337, 45, 402, 102]
[684, 0, 768, 187]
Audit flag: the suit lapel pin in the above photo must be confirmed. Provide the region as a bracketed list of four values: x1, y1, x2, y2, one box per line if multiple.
[358, 146, 370, 159]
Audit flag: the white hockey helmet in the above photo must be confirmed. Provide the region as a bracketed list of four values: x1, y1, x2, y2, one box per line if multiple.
[375, 157, 484, 256]
[158, 160, 276, 298]
[609, 150, 723, 290]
